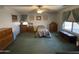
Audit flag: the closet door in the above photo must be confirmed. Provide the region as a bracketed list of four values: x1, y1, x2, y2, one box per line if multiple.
[49, 22, 58, 32]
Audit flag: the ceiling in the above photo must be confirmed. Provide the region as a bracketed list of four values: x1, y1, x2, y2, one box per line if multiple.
[4, 5, 64, 14]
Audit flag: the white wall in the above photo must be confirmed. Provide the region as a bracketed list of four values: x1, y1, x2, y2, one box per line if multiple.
[0, 6, 58, 31]
[23, 13, 58, 31]
[0, 6, 20, 28]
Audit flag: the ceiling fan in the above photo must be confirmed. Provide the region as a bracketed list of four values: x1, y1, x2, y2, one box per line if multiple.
[36, 5, 44, 13]
[31, 5, 51, 14]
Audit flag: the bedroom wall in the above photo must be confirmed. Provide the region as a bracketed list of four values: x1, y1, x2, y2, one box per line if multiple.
[0, 6, 20, 28]
[23, 12, 58, 30]
[57, 5, 79, 31]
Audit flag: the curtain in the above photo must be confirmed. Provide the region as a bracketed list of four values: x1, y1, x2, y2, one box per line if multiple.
[62, 11, 71, 22]
[72, 8, 79, 22]
[60, 11, 71, 31]
[20, 15, 27, 21]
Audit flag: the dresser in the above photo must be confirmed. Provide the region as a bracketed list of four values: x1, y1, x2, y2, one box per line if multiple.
[20, 25, 28, 32]
[20, 25, 34, 33]
[0, 28, 13, 50]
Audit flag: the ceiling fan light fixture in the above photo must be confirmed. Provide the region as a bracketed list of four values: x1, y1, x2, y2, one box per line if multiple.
[37, 9, 43, 14]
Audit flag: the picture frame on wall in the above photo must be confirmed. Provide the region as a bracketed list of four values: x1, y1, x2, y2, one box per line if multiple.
[12, 15, 17, 22]
[43, 15, 48, 20]
[36, 16, 41, 20]
[29, 15, 34, 21]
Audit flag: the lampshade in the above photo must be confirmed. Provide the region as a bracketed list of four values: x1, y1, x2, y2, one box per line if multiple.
[23, 22, 28, 25]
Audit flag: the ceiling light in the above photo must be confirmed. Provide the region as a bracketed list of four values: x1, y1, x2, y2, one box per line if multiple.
[37, 9, 43, 14]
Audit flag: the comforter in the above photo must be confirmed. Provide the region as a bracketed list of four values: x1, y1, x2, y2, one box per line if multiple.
[36, 25, 51, 37]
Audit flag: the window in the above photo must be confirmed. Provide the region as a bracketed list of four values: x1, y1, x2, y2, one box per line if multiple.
[73, 22, 79, 34]
[62, 21, 72, 31]
[62, 21, 79, 34]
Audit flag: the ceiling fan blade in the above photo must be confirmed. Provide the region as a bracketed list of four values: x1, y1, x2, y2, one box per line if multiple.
[29, 9, 37, 13]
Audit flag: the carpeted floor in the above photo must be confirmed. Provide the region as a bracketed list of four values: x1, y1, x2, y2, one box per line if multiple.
[5, 32, 79, 54]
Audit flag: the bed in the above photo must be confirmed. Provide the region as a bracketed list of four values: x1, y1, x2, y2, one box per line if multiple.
[35, 25, 51, 38]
